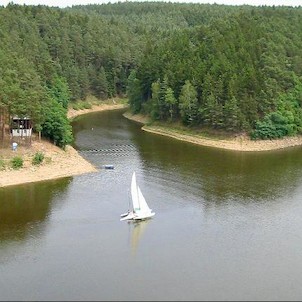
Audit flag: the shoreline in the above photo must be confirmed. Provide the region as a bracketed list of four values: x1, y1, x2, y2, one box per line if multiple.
[2, 102, 302, 189]
[67, 102, 127, 120]
[0, 102, 128, 188]
[123, 111, 302, 152]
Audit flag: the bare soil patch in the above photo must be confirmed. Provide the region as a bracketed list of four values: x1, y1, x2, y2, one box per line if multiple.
[123, 111, 302, 152]
[0, 139, 97, 188]
[0, 102, 127, 188]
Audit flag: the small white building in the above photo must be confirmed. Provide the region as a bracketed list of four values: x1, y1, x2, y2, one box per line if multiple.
[11, 116, 32, 138]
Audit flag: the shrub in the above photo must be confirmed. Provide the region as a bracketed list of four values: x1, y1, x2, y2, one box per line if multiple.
[84, 102, 92, 109]
[32, 152, 45, 166]
[41, 97, 73, 148]
[10, 156, 23, 170]
[251, 111, 298, 140]
[71, 101, 92, 110]
[0, 158, 5, 171]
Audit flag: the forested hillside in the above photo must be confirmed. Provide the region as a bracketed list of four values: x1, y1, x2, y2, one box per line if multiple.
[123, 3, 302, 139]
[0, 2, 302, 146]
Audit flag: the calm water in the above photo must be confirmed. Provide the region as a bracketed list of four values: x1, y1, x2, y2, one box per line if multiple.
[1, 109, 302, 301]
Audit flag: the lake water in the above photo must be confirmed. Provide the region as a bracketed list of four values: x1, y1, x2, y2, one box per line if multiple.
[1, 109, 302, 300]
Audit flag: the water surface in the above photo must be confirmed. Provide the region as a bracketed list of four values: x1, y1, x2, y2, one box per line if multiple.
[1, 109, 302, 300]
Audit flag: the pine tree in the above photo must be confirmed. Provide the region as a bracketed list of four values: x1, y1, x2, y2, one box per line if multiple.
[179, 80, 198, 126]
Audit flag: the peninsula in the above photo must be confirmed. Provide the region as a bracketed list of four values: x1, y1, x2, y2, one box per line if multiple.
[0, 102, 127, 188]
[123, 112, 302, 152]
[1, 101, 302, 189]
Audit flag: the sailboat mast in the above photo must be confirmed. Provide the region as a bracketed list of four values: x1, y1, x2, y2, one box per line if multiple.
[127, 189, 132, 211]
[136, 173, 140, 210]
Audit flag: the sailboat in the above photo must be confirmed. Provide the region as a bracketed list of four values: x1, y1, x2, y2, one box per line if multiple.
[120, 172, 155, 221]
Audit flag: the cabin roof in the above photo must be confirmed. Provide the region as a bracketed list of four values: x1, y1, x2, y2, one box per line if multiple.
[12, 116, 31, 120]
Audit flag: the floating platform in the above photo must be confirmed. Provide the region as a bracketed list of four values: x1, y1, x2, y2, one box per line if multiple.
[102, 164, 115, 170]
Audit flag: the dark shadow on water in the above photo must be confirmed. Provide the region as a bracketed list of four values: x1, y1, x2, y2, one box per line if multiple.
[0, 177, 71, 243]
[131, 126, 302, 205]
[72, 108, 302, 207]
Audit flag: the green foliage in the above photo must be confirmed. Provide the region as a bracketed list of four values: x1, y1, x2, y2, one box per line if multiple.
[126, 4, 302, 137]
[127, 70, 142, 114]
[179, 80, 198, 126]
[251, 116, 279, 140]
[72, 101, 92, 110]
[0, 158, 5, 171]
[10, 156, 23, 170]
[200, 93, 224, 129]
[32, 152, 45, 166]
[165, 87, 177, 121]
[47, 76, 71, 109]
[93, 67, 109, 100]
[41, 97, 73, 148]
[157, 75, 170, 120]
[0, 49, 45, 123]
[149, 80, 161, 120]
[223, 96, 245, 132]
[251, 85, 302, 140]
[251, 110, 298, 140]
[0, 3, 302, 140]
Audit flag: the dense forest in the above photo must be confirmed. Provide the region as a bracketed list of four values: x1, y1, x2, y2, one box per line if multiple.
[0, 2, 302, 147]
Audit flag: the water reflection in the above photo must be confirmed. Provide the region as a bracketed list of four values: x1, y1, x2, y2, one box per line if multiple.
[0, 178, 71, 243]
[72, 110, 137, 152]
[73, 109, 302, 206]
[131, 127, 302, 205]
[1, 109, 302, 300]
[128, 219, 152, 256]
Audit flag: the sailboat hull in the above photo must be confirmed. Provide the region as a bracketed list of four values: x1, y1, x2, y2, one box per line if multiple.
[120, 172, 155, 222]
[133, 212, 155, 220]
[120, 211, 155, 221]
[120, 211, 136, 221]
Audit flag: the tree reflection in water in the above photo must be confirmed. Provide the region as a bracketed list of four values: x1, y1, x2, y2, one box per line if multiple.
[0, 177, 71, 243]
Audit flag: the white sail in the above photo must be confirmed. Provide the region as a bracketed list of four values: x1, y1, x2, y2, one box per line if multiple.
[137, 185, 152, 215]
[120, 171, 155, 221]
[131, 172, 140, 213]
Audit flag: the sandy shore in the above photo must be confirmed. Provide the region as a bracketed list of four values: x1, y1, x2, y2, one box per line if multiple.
[67, 102, 127, 120]
[123, 111, 302, 152]
[1, 102, 301, 189]
[0, 141, 98, 188]
[0, 102, 127, 188]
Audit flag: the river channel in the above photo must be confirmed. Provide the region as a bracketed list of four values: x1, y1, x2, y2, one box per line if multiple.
[1, 108, 302, 300]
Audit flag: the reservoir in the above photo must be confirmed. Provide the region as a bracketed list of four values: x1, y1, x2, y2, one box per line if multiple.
[1, 108, 302, 300]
